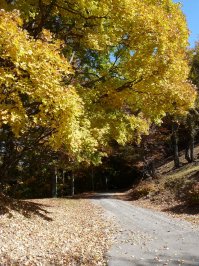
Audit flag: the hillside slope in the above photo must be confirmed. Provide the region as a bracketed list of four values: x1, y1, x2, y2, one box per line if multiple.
[122, 146, 199, 224]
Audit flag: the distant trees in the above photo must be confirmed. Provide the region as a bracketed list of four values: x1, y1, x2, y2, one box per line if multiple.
[182, 42, 199, 164]
[181, 42, 199, 164]
[169, 41, 199, 168]
[190, 42, 199, 89]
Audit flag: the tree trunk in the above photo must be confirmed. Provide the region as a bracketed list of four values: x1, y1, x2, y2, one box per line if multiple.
[105, 176, 108, 191]
[91, 167, 95, 191]
[185, 136, 194, 163]
[149, 161, 156, 178]
[172, 122, 180, 168]
[52, 167, 58, 198]
[190, 136, 194, 162]
[62, 170, 65, 185]
[71, 173, 75, 196]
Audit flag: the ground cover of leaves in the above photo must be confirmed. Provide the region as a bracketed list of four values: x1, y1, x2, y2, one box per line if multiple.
[132, 197, 199, 225]
[0, 196, 115, 265]
[118, 156, 199, 225]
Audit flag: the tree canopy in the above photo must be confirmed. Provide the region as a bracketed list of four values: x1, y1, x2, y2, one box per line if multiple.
[0, 0, 196, 164]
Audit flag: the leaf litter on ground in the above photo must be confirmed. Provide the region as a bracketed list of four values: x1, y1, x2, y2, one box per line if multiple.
[0, 196, 116, 265]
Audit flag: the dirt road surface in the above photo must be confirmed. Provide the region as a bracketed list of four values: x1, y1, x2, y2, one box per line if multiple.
[92, 193, 199, 266]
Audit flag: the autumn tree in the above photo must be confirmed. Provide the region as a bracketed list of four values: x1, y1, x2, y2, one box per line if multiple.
[0, 10, 100, 162]
[0, 1, 196, 187]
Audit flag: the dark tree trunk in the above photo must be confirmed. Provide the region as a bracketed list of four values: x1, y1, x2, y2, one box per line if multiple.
[52, 167, 58, 198]
[105, 176, 108, 191]
[71, 173, 75, 196]
[171, 122, 180, 168]
[190, 137, 194, 162]
[149, 161, 156, 178]
[91, 167, 95, 191]
[184, 108, 199, 163]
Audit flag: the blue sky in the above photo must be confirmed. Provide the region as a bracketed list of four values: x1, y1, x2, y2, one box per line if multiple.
[174, 0, 199, 47]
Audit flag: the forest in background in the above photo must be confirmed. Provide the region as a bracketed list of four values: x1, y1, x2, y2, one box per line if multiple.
[0, 0, 199, 199]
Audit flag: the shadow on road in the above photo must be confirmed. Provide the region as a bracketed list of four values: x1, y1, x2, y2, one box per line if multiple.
[163, 203, 199, 215]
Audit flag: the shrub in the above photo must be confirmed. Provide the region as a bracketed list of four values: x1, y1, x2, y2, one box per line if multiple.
[130, 183, 157, 200]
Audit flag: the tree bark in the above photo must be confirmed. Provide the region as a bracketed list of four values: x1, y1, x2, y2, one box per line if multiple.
[71, 173, 75, 196]
[52, 167, 58, 198]
[171, 122, 180, 168]
[91, 167, 95, 191]
[185, 136, 194, 163]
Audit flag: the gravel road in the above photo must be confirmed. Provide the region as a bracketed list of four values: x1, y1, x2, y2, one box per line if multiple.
[92, 193, 199, 266]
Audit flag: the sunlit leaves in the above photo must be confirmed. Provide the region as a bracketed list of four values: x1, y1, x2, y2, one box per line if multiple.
[0, 0, 197, 163]
[0, 10, 99, 161]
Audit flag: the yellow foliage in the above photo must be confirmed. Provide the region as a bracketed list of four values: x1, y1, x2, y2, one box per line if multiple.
[0, 10, 99, 161]
[0, 0, 197, 163]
